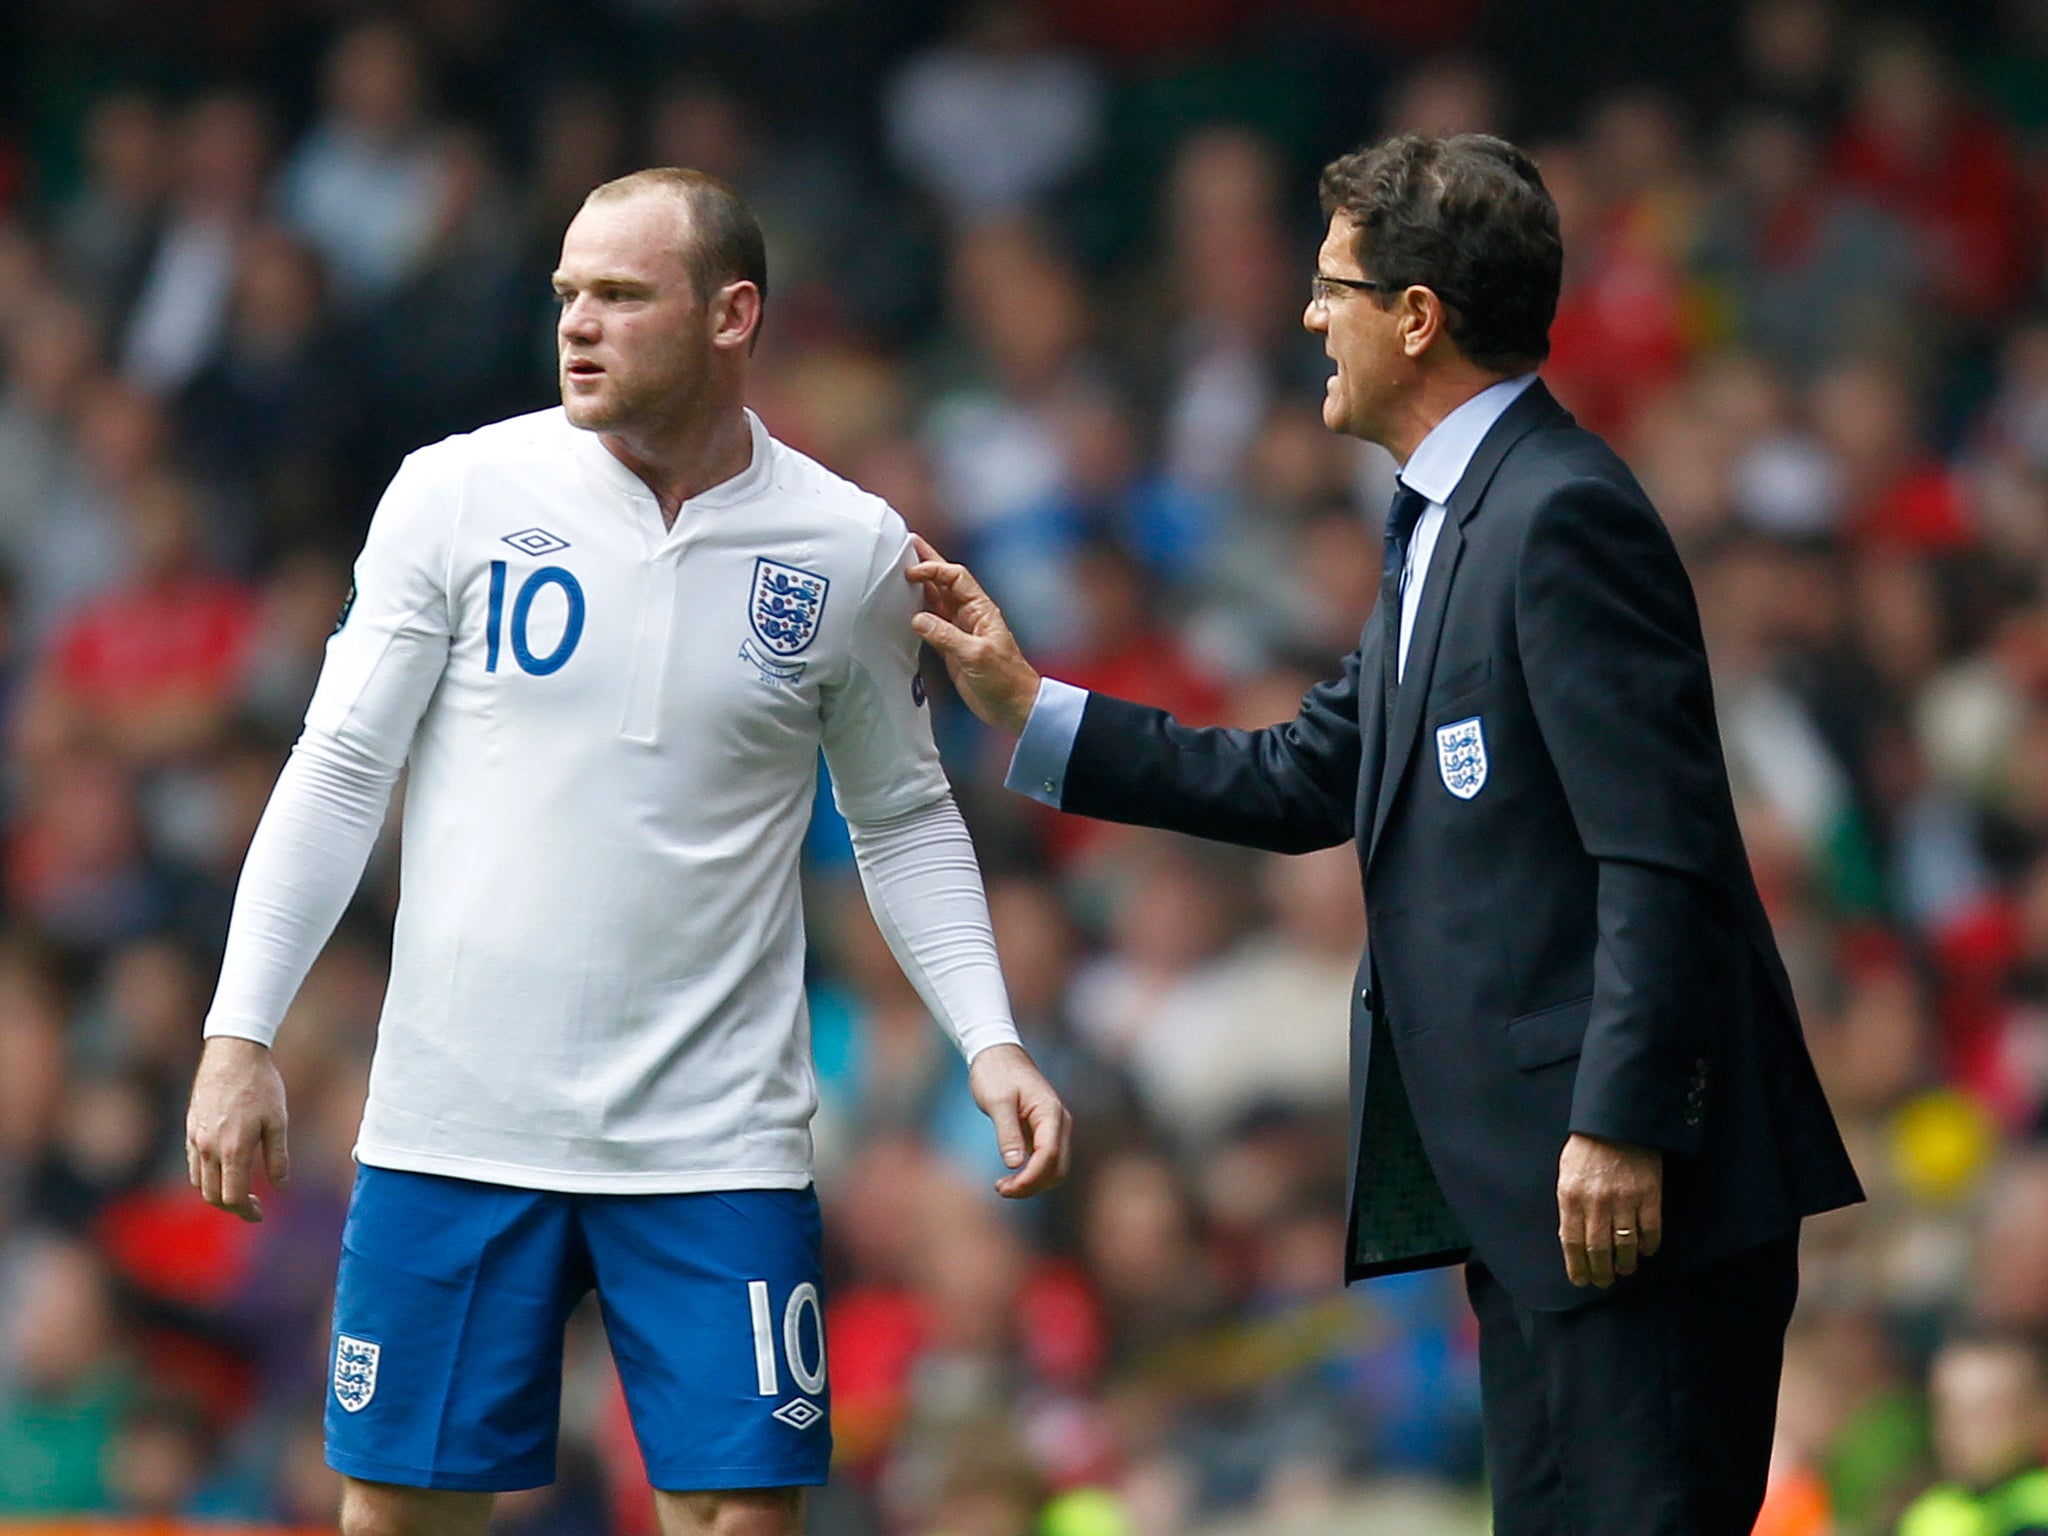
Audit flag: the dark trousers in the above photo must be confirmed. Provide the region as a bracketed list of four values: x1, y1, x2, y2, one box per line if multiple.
[1465, 1231, 1800, 1536]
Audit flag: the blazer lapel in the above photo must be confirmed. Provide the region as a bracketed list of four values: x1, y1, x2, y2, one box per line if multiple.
[1355, 617, 1388, 845]
[1364, 379, 1568, 864]
[1368, 518, 1465, 859]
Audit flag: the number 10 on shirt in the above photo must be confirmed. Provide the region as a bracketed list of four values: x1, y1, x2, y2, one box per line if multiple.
[748, 1279, 827, 1396]
[486, 560, 587, 676]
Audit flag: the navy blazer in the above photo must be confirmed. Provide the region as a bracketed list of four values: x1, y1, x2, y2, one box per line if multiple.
[1060, 381, 1863, 1310]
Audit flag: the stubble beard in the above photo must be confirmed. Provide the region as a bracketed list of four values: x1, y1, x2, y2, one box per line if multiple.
[561, 352, 711, 443]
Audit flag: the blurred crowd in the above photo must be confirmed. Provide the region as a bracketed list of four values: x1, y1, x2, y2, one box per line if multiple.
[5, 0, 2048, 1533]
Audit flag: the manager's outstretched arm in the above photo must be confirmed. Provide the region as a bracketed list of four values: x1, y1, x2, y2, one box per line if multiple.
[908, 536, 1360, 853]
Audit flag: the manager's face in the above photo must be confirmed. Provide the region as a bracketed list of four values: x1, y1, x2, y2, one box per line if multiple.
[553, 191, 714, 437]
[1303, 212, 1405, 446]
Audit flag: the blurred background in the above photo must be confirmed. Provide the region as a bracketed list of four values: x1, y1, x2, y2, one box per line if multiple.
[2, 0, 2048, 1532]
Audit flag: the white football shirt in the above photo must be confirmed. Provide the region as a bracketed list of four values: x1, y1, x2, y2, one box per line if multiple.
[207, 406, 1017, 1191]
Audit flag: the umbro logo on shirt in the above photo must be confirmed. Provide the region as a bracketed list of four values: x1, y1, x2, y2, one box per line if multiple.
[503, 527, 571, 557]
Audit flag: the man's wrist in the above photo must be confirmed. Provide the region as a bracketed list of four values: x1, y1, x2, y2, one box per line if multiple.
[998, 670, 1043, 735]
[201, 1027, 275, 1054]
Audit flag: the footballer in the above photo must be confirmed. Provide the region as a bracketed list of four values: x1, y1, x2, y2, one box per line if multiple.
[185, 168, 1070, 1536]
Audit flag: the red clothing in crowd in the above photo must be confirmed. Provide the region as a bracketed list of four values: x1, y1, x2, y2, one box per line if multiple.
[1830, 106, 2033, 322]
[1850, 460, 1973, 552]
[49, 574, 257, 724]
[1543, 200, 1697, 440]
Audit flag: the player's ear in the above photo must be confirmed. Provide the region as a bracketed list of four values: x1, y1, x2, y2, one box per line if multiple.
[710, 280, 762, 355]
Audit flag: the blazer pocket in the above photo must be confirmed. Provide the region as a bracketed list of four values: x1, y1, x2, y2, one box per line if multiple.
[1431, 658, 1493, 713]
[1507, 994, 1593, 1071]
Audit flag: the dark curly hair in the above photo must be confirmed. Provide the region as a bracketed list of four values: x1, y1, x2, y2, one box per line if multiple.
[1318, 133, 1561, 374]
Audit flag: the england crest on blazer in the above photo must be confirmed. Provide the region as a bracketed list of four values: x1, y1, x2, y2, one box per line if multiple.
[333, 1334, 380, 1413]
[749, 558, 830, 657]
[1436, 716, 1488, 799]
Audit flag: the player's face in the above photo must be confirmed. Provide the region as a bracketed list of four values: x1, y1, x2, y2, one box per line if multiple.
[553, 194, 712, 435]
[1303, 213, 1401, 444]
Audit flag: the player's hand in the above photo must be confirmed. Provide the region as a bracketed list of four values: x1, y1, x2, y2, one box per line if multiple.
[1557, 1132, 1662, 1287]
[905, 536, 1041, 734]
[968, 1042, 1072, 1199]
[186, 1035, 290, 1223]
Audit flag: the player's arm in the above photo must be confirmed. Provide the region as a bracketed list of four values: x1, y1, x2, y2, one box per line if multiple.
[822, 520, 1071, 1199]
[187, 450, 459, 1221]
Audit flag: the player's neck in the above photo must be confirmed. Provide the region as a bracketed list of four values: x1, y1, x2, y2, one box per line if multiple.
[599, 405, 753, 529]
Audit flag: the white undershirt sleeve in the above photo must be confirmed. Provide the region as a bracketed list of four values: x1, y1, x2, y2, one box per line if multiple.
[203, 445, 456, 1045]
[823, 505, 1015, 1060]
[202, 730, 400, 1045]
[845, 795, 1021, 1064]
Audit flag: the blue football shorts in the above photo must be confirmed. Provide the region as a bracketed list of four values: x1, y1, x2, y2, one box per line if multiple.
[325, 1165, 832, 1493]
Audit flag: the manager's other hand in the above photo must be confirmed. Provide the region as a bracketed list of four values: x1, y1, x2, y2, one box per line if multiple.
[186, 1035, 290, 1222]
[1557, 1131, 1663, 1288]
[906, 535, 1040, 735]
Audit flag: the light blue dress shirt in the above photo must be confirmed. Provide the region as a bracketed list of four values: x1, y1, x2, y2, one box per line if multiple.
[1006, 374, 1538, 808]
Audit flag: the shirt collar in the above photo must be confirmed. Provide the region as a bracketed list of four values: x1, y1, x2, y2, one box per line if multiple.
[1397, 373, 1538, 507]
[572, 407, 773, 509]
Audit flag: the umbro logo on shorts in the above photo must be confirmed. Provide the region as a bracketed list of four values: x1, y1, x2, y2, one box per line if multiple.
[771, 1398, 824, 1431]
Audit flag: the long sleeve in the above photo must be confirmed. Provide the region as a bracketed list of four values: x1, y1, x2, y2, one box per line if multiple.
[1057, 645, 1367, 855]
[202, 730, 401, 1045]
[203, 445, 457, 1044]
[845, 796, 1020, 1062]
[821, 508, 1018, 1060]
[1515, 476, 1730, 1155]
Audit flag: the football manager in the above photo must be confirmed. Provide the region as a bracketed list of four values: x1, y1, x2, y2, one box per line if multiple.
[910, 132, 1864, 1536]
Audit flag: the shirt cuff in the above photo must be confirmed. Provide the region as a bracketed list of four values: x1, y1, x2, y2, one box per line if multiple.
[1004, 677, 1089, 807]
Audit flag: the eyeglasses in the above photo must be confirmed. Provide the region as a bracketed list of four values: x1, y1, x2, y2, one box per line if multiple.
[1309, 274, 1464, 311]
[1310, 273, 1399, 306]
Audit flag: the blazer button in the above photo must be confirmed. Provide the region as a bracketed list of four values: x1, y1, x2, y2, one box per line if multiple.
[1360, 985, 1377, 1012]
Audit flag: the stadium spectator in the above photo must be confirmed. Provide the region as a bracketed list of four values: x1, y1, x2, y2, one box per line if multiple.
[54, 92, 172, 339]
[176, 226, 356, 558]
[1693, 107, 1920, 376]
[278, 20, 445, 309]
[0, 1236, 134, 1514]
[23, 471, 257, 771]
[1828, 26, 2034, 329]
[1897, 1332, 2048, 1536]
[884, 0, 1102, 223]
[121, 93, 272, 395]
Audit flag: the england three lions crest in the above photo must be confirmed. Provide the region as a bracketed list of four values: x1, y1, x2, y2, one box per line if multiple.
[334, 1334, 380, 1413]
[749, 559, 830, 657]
[1436, 716, 1488, 800]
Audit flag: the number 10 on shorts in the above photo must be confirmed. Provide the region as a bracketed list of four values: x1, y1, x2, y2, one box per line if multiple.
[748, 1280, 826, 1397]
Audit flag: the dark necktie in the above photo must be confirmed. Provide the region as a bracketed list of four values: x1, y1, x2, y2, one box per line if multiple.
[1381, 482, 1428, 711]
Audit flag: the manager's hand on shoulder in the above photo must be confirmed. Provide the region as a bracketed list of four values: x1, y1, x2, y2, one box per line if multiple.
[186, 1035, 290, 1223]
[1556, 1131, 1662, 1289]
[905, 535, 1040, 735]
[967, 1041, 1073, 1199]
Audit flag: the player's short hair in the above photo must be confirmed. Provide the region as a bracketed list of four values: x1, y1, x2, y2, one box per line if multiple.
[585, 167, 768, 314]
[1318, 133, 1560, 374]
